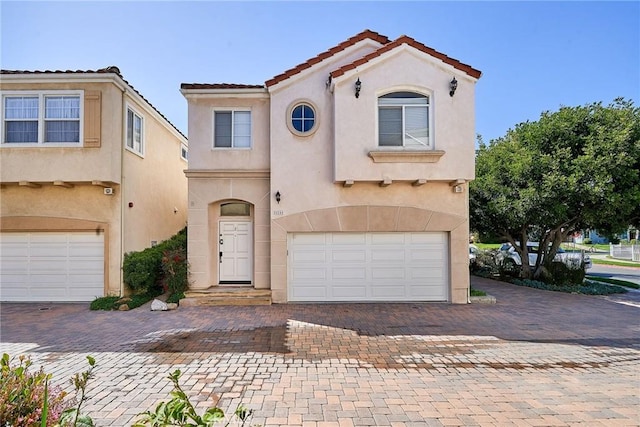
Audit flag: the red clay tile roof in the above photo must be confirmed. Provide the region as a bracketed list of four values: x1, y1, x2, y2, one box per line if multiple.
[1, 66, 187, 140]
[265, 29, 391, 88]
[180, 83, 265, 90]
[330, 35, 482, 80]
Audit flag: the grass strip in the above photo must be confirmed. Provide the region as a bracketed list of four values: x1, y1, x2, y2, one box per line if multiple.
[585, 275, 639, 289]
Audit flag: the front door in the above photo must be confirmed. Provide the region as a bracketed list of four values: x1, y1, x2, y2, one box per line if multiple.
[219, 221, 252, 284]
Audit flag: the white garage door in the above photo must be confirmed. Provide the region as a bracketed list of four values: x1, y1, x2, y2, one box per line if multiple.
[289, 232, 448, 302]
[0, 232, 104, 302]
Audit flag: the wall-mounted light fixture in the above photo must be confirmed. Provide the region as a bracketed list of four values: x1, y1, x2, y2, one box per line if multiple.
[355, 78, 362, 98]
[449, 77, 458, 97]
[275, 191, 281, 204]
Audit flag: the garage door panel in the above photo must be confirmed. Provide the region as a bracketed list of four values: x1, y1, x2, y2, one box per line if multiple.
[409, 232, 445, 243]
[371, 233, 405, 244]
[293, 250, 326, 263]
[371, 248, 405, 262]
[411, 249, 445, 261]
[331, 250, 366, 262]
[332, 286, 367, 298]
[371, 284, 407, 298]
[332, 267, 366, 280]
[289, 232, 448, 302]
[371, 267, 406, 279]
[292, 267, 326, 280]
[291, 285, 327, 299]
[0, 232, 104, 302]
[331, 233, 366, 245]
[410, 268, 445, 279]
[292, 233, 327, 245]
[411, 285, 446, 298]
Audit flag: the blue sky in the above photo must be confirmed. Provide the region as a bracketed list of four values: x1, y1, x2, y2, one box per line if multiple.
[1, 1, 638, 142]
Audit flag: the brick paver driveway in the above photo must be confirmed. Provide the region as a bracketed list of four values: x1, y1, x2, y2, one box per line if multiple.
[1, 277, 639, 426]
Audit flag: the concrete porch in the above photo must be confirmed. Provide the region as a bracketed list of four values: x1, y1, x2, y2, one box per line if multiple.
[179, 286, 272, 306]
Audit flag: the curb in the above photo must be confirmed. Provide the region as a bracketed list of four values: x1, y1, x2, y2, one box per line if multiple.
[470, 294, 496, 304]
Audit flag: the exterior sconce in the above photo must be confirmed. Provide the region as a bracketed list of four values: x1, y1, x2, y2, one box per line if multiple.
[449, 77, 458, 97]
[275, 191, 281, 204]
[355, 78, 362, 98]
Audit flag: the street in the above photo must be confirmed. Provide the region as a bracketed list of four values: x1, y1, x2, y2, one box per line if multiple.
[588, 258, 640, 286]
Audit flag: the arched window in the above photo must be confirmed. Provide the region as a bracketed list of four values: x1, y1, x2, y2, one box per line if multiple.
[378, 92, 430, 147]
[220, 202, 250, 216]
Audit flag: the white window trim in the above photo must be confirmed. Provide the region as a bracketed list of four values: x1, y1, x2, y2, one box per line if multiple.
[286, 99, 319, 137]
[180, 143, 188, 161]
[125, 103, 145, 157]
[0, 90, 84, 147]
[376, 89, 434, 150]
[212, 108, 252, 150]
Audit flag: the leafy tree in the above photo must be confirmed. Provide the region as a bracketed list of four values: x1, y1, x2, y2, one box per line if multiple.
[471, 98, 640, 279]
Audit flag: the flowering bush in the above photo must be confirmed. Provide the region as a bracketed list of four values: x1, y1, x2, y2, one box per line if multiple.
[0, 353, 72, 426]
[161, 248, 188, 295]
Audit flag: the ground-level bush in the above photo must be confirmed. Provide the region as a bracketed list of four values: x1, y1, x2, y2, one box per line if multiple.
[123, 227, 187, 295]
[0, 354, 70, 426]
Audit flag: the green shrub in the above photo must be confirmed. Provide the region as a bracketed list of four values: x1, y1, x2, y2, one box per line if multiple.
[123, 227, 187, 295]
[90, 296, 121, 310]
[470, 288, 487, 297]
[540, 261, 585, 287]
[166, 291, 185, 304]
[161, 248, 188, 295]
[583, 238, 592, 245]
[0, 353, 70, 426]
[133, 369, 253, 427]
[581, 280, 628, 295]
[123, 248, 163, 293]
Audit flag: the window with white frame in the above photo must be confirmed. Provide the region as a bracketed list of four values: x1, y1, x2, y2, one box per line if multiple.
[378, 92, 430, 148]
[126, 107, 144, 155]
[213, 110, 251, 148]
[180, 143, 188, 161]
[2, 92, 81, 144]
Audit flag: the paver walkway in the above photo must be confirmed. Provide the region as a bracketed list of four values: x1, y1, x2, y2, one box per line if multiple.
[1, 277, 639, 426]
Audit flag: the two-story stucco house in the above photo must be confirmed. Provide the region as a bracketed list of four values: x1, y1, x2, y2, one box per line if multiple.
[0, 67, 188, 302]
[181, 30, 481, 304]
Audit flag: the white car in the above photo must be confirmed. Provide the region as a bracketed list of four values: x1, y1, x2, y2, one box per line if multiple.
[469, 244, 479, 264]
[497, 242, 592, 270]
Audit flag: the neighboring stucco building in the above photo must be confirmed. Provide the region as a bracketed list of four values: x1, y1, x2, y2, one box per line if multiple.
[0, 67, 188, 302]
[181, 30, 481, 304]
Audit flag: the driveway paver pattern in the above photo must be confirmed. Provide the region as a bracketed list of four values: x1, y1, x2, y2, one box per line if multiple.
[1, 277, 639, 426]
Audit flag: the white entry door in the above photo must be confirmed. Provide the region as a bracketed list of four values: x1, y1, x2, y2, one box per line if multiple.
[219, 221, 252, 283]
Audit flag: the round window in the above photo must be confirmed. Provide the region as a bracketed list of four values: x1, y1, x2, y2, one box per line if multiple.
[291, 103, 316, 134]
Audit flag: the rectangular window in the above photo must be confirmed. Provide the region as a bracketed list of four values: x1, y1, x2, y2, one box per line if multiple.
[181, 143, 188, 161]
[214, 110, 251, 148]
[2, 92, 81, 145]
[44, 96, 80, 143]
[126, 107, 144, 155]
[378, 94, 430, 148]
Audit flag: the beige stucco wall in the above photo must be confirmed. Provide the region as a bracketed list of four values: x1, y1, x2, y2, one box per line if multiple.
[121, 95, 188, 253]
[184, 92, 271, 289]
[1, 76, 188, 297]
[185, 95, 270, 171]
[332, 48, 477, 182]
[187, 177, 270, 289]
[184, 38, 476, 304]
[0, 81, 123, 184]
[269, 183, 470, 303]
[266, 43, 476, 304]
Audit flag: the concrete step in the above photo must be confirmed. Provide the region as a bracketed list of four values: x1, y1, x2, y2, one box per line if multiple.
[180, 287, 272, 307]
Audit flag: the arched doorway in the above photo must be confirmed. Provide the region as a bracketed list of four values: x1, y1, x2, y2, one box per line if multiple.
[219, 201, 253, 285]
